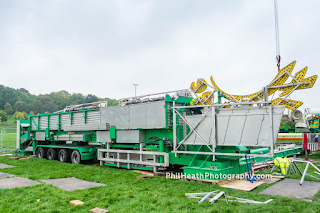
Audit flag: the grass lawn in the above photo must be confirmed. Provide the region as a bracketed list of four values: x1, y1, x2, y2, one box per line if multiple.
[0, 156, 320, 212]
[0, 115, 16, 152]
[0, 115, 16, 128]
[296, 151, 320, 159]
[0, 133, 16, 151]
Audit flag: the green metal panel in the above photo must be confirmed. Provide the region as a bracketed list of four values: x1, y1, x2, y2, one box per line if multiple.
[110, 125, 116, 141]
[83, 134, 92, 142]
[45, 128, 50, 140]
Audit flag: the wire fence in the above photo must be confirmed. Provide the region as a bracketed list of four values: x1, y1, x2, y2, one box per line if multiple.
[0, 127, 17, 153]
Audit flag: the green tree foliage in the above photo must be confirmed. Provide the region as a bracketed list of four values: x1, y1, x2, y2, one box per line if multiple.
[50, 90, 70, 110]
[14, 112, 29, 121]
[4, 102, 14, 115]
[0, 84, 119, 115]
[14, 112, 24, 121]
[14, 101, 28, 112]
[22, 112, 29, 120]
[0, 110, 8, 124]
[105, 98, 119, 106]
[70, 93, 85, 105]
[85, 94, 99, 103]
[29, 96, 58, 114]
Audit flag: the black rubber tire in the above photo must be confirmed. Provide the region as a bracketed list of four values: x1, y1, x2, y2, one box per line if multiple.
[36, 147, 47, 159]
[58, 149, 70, 163]
[47, 148, 58, 160]
[71, 150, 81, 164]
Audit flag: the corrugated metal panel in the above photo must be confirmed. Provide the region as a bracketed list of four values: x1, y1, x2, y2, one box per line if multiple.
[73, 112, 84, 125]
[49, 115, 59, 129]
[31, 116, 38, 130]
[60, 114, 71, 129]
[63, 124, 108, 131]
[39, 116, 48, 130]
[87, 111, 101, 124]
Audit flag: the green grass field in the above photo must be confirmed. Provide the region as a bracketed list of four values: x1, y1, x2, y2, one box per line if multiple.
[0, 156, 320, 213]
[0, 115, 17, 152]
[0, 115, 15, 127]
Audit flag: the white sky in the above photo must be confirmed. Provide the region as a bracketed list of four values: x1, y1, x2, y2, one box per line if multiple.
[0, 0, 319, 109]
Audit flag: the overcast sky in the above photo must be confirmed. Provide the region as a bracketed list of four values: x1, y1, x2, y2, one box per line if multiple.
[0, 0, 319, 109]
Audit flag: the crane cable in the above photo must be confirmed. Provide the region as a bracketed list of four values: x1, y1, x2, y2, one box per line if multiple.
[274, 0, 281, 71]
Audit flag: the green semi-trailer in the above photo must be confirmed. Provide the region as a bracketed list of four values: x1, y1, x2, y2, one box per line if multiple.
[16, 90, 302, 180]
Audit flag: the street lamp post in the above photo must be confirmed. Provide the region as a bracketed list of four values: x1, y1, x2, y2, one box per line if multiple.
[133, 84, 138, 97]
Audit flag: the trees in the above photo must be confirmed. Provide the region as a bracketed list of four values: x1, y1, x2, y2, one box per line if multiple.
[14, 112, 29, 121]
[85, 94, 99, 103]
[0, 110, 8, 124]
[49, 91, 70, 110]
[105, 98, 119, 106]
[0, 86, 19, 110]
[14, 112, 24, 121]
[70, 93, 85, 105]
[29, 96, 58, 114]
[22, 112, 29, 120]
[14, 101, 28, 112]
[4, 102, 14, 115]
[0, 83, 119, 115]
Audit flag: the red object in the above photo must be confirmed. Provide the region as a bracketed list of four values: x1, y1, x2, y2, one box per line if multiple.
[303, 133, 308, 150]
[307, 142, 320, 151]
[303, 133, 309, 160]
[276, 55, 281, 69]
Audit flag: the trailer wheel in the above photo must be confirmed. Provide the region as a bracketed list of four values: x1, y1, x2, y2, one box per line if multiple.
[47, 148, 57, 160]
[58, 149, 70, 163]
[36, 147, 47, 159]
[71, 150, 81, 164]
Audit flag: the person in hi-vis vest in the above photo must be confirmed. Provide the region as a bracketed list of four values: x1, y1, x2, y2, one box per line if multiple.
[190, 95, 203, 114]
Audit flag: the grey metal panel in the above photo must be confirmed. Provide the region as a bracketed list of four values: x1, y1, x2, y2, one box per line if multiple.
[117, 130, 145, 143]
[63, 124, 108, 131]
[129, 104, 147, 128]
[147, 101, 166, 128]
[35, 132, 45, 141]
[183, 106, 284, 147]
[100, 108, 115, 124]
[96, 131, 111, 143]
[183, 115, 212, 145]
[240, 115, 264, 146]
[54, 134, 83, 141]
[216, 116, 229, 146]
[223, 114, 247, 145]
[60, 114, 71, 129]
[113, 106, 130, 129]
[73, 112, 84, 125]
[87, 111, 101, 124]
[49, 115, 59, 129]
[31, 116, 38, 130]
[100, 101, 166, 130]
[39, 116, 48, 129]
